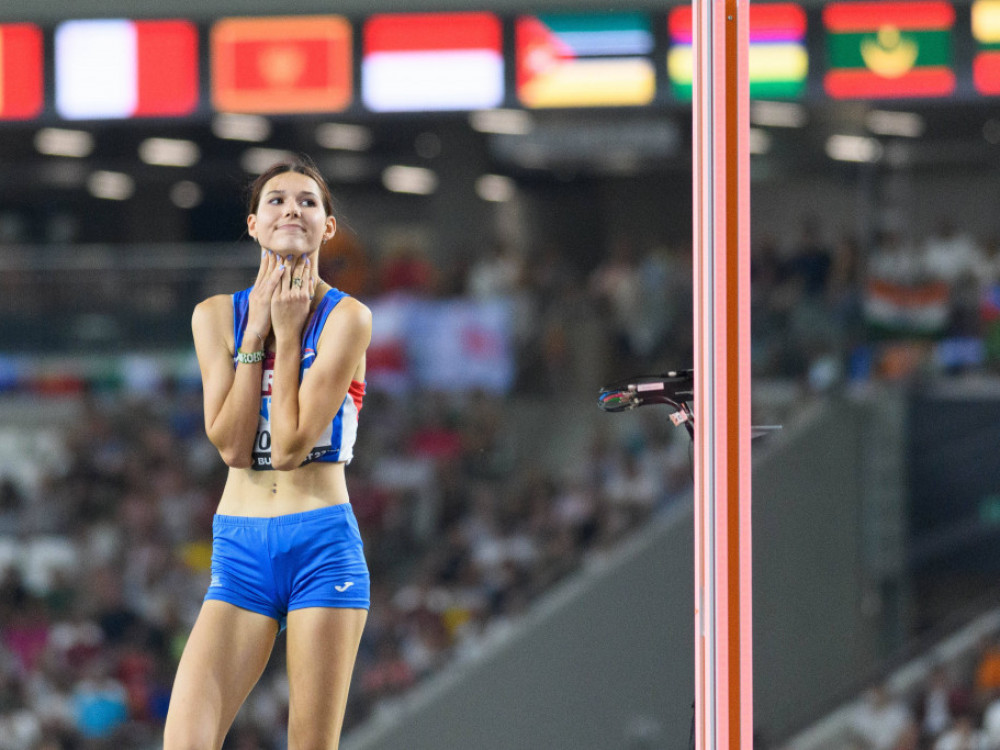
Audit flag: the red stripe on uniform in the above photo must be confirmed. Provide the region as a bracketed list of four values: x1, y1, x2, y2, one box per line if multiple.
[348, 380, 366, 413]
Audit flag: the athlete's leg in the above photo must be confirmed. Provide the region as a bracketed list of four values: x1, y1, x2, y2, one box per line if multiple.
[285, 607, 367, 750]
[163, 600, 279, 750]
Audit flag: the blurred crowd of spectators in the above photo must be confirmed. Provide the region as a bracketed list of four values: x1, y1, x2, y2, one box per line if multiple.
[847, 632, 1000, 750]
[0, 376, 692, 748]
[323, 231, 692, 395]
[358, 213, 1000, 396]
[752, 217, 1000, 389]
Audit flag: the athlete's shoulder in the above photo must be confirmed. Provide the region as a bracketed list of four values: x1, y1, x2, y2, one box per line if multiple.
[336, 294, 370, 317]
[318, 293, 371, 346]
[192, 294, 233, 330]
[333, 295, 372, 329]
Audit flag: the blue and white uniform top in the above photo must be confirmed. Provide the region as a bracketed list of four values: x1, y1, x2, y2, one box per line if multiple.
[232, 285, 365, 471]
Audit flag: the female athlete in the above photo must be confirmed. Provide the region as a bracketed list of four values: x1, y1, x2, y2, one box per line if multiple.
[164, 158, 372, 750]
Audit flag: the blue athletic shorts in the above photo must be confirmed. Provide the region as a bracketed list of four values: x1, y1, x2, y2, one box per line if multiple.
[205, 504, 370, 629]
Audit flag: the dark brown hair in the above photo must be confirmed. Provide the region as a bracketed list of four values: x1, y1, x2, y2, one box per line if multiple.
[247, 156, 334, 217]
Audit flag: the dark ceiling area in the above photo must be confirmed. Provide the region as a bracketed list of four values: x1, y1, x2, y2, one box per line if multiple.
[0, 99, 997, 242]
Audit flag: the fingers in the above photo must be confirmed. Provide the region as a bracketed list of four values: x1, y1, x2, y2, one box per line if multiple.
[305, 257, 316, 298]
[261, 252, 283, 291]
[253, 248, 268, 286]
[283, 254, 310, 295]
[295, 254, 309, 293]
[254, 247, 276, 285]
[280, 254, 293, 291]
[247, 250, 278, 338]
[265, 253, 313, 302]
[269, 254, 314, 338]
[257, 252, 317, 290]
[269, 254, 296, 302]
[254, 248, 276, 285]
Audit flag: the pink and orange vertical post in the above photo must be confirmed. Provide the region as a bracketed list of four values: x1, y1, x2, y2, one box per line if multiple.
[692, 0, 752, 748]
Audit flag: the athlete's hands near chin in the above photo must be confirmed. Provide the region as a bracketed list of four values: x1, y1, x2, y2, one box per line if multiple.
[247, 248, 284, 345]
[271, 254, 315, 341]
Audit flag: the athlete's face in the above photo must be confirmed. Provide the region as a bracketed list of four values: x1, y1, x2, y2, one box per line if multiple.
[247, 171, 336, 256]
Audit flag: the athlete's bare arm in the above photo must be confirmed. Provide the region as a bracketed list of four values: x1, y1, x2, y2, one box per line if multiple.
[193, 249, 285, 467]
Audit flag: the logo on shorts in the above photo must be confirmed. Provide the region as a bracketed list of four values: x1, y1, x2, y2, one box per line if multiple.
[210, 575, 221, 587]
[335, 581, 355, 592]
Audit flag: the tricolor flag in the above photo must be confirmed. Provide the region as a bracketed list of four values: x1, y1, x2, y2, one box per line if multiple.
[516, 12, 655, 108]
[824, 1, 956, 99]
[0, 24, 43, 120]
[55, 19, 198, 119]
[864, 279, 950, 336]
[973, 0, 1000, 94]
[362, 13, 503, 112]
[212, 16, 352, 115]
[667, 4, 808, 100]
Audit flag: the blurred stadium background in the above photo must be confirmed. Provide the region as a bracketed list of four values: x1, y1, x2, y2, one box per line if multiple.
[2, 0, 1000, 748]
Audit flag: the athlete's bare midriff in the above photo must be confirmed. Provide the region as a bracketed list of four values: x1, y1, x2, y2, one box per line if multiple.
[216, 460, 350, 517]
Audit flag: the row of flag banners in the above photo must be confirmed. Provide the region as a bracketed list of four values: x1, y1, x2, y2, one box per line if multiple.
[2, 2, 1000, 120]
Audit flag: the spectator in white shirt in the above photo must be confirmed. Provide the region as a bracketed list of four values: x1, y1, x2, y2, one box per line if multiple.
[934, 715, 989, 750]
[922, 218, 986, 287]
[849, 684, 916, 750]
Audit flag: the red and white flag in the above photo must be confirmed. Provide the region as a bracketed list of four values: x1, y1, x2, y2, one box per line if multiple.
[56, 19, 198, 119]
[362, 12, 503, 112]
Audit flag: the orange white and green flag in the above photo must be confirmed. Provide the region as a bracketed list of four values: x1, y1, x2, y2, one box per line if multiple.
[973, 0, 1000, 94]
[0, 24, 43, 120]
[824, 1, 956, 99]
[667, 3, 808, 100]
